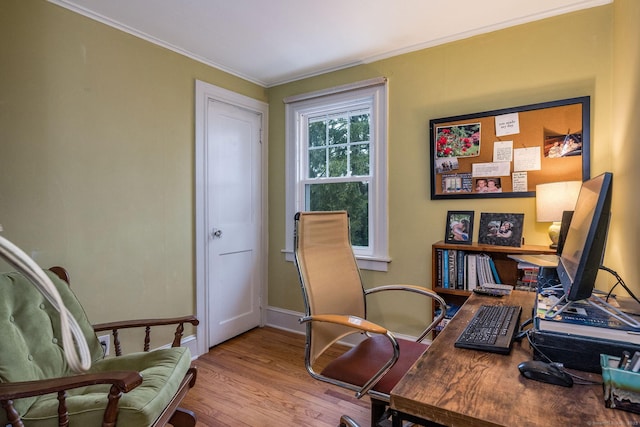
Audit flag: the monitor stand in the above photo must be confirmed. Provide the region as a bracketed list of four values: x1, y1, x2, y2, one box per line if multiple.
[543, 293, 640, 329]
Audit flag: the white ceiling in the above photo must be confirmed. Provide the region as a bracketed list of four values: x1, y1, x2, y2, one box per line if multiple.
[49, 0, 610, 87]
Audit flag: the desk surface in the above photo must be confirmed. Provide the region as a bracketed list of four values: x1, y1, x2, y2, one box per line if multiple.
[390, 290, 640, 426]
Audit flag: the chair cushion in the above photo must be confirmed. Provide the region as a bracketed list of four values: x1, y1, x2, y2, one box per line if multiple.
[14, 346, 192, 427]
[320, 335, 427, 395]
[0, 271, 105, 417]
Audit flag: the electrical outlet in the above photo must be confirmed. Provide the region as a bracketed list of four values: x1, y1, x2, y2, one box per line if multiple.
[98, 334, 110, 356]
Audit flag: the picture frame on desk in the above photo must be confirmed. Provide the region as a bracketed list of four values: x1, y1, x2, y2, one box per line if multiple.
[444, 210, 474, 244]
[478, 212, 524, 247]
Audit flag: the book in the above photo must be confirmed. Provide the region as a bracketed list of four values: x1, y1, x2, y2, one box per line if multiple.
[515, 264, 539, 291]
[442, 249, 449, 289]
[487, 257, 501, 284]
[477, 254, 493, 286]
[456, 250, 465, 289]
[466, 254, 477, 290]
[436, 248, 443, 288]
[448, 249, 457, 289]
[535, 292, 640, 345]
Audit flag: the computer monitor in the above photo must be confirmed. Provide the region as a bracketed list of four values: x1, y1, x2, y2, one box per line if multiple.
[556, 172, 613, 301]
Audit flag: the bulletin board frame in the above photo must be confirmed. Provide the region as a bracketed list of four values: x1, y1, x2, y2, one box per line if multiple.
[429, 96, 590, 200]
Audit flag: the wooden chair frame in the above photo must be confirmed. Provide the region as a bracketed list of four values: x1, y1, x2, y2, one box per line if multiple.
[0, 267, 199, 427]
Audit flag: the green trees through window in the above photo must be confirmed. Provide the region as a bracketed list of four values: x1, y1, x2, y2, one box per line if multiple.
[306, 111, 370, 246]
[286, 79, 388, 268]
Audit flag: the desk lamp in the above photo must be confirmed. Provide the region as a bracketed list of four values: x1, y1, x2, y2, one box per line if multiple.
[536, 181, 581, 249]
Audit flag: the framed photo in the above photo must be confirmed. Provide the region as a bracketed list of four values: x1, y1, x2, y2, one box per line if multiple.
[478, 213, 524, 247]
[445, 211, 474, 244]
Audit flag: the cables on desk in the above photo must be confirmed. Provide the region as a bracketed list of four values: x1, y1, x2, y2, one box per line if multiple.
[523, 329, 601, 385]
[600, 265, 640, 305]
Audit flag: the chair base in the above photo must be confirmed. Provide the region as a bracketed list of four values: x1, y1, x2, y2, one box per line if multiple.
[340, 414, 361, 427]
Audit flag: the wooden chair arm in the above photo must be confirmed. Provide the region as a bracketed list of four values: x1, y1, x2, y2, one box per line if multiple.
[93, 315, 199, 332]
[300, 314, 388, 335]
[93, 316, 199, 355]
[0, 372, 143, 426]
[0, 371, 142, 401]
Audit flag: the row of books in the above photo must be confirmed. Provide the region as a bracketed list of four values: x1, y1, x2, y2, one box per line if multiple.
[435, 249, 501, 290]
[515, 263, 540, 291]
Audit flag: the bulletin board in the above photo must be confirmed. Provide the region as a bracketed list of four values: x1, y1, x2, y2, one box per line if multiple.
[429, 96, 590, 199]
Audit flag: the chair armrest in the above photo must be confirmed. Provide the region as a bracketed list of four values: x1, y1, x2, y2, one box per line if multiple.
[0, 371, 143, 426]
[299, 314, 388, 335]
[299, 313, 400, 398]
[364, 284, 447, 342]
[0, 371, 143, 400]
[93, 315, 199, 331]
[93, 315, 199, 355]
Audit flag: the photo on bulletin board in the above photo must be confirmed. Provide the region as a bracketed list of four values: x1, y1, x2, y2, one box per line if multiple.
[444, 210, 474, 245]
[429, 97, 590, 200]
[478, 213, 524, 247]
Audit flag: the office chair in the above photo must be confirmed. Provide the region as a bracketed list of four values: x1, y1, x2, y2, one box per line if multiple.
[293, 211, 447, 427]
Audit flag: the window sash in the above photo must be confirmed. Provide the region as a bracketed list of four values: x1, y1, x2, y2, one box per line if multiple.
[284, 78, 389, 271]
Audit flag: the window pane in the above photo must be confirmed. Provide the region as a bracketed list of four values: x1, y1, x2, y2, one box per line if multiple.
[350, 113, 370, 142]
[350, 144, 370, 176]
[308, 148, 326, 178]
[328, 146, 348, 177]
[306, 181, 369, 246]
[308, 120, 326, 147]
[328, 117, 348, 145]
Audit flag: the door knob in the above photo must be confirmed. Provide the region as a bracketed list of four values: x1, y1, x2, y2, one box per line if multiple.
[211, 228, 223, 238]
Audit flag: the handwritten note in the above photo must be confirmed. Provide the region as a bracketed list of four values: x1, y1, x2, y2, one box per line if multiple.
[514, 147, 541, 171]
[495, 113, 520, 136]
[512, 172, 528, 192]
[493, 141, 513, 162]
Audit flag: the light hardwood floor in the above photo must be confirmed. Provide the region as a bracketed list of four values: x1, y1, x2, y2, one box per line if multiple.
[180, 326, 371, 427]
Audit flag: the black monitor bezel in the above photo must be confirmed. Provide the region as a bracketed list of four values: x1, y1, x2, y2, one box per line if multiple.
[556, 172, 613, 301]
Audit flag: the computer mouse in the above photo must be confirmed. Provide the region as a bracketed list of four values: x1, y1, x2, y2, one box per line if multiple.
[518, 360, 573, 387]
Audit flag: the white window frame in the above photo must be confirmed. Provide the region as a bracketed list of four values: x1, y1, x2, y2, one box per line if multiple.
[284, 77, 389, 271]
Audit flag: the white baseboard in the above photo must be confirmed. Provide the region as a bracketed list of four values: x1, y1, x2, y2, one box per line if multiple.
[156, 334, 199, 360]
[265, 306, 306, 334]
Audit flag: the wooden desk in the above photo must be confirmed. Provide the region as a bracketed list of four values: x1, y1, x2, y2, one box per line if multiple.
[390, 290, 640, 426]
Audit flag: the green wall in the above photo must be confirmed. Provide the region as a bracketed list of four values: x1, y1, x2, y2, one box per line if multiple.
[610, 0, 640, 297]
[267, 3, 638, 334]
[0, 0, 266, 328]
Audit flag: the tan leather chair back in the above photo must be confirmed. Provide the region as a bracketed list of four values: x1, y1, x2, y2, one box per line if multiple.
[294, 211, 366, 366]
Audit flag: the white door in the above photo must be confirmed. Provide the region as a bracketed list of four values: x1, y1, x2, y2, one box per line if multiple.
[205, 99, 262, 346]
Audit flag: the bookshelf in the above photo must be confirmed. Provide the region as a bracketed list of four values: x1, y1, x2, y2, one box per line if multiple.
[432, 240, 555, 334]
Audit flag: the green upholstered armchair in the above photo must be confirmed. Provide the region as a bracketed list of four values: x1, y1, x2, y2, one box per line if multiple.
[0, 267, 199, 427]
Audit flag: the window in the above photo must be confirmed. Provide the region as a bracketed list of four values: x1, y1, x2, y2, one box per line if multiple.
[284, 78, 389, 271]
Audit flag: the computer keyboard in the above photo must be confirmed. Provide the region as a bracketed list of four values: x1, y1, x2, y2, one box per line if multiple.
[454, 305, 522, 354]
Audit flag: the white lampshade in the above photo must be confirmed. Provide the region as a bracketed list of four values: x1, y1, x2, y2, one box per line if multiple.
[536, 180, 582, 248]
[536, 181, 582, 222]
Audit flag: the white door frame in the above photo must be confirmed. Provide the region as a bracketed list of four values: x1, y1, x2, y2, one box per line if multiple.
[194, 80, 268, 357]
